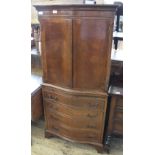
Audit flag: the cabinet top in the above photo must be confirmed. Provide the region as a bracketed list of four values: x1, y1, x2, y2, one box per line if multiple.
[33, 3, 117, 12]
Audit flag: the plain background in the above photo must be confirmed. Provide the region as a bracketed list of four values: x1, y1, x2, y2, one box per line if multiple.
[0, 0, 155, 155]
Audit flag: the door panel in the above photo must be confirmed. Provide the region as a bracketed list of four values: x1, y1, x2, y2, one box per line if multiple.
[73, 19, 112, 91]
[41, 18, 72, 88]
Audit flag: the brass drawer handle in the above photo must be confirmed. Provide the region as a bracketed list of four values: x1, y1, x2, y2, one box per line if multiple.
[52, 126, 59, 132]
[43, 92, 58, 101]
[49, 95, 57, 101]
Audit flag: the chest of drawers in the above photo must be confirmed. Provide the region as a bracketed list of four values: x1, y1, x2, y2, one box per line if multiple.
[42, 84, 107, 151]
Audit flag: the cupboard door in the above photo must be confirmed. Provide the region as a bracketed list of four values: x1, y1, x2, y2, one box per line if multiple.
[41, 18, 72, 88]
[73, 19, 113, 91]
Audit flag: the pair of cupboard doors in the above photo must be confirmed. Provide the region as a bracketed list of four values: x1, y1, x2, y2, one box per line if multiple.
[39, 8, 115, 92]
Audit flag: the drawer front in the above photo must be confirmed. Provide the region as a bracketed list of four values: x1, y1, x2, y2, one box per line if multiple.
[48, 121, 101, 143]
[47, 109, 102, 130]
[42, 86, 106, 142]
[44, 99, 102, 123]
[42, 89, 106, 112]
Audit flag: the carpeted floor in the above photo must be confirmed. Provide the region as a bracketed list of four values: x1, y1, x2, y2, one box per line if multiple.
[31, 120, 123, 155]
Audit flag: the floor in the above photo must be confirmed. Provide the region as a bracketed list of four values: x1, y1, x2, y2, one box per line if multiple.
[31, 120, 123, 155]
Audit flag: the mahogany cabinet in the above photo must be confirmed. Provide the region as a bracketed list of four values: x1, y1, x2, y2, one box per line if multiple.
[34, 4, 116, 153]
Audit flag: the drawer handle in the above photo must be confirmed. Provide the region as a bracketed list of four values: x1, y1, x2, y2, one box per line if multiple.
[49, 95, 57, 100]
[87, 113, 97, 118]
[52, 126, 59, 131]
[44, 92, 57, 101]
[87, 125, 96, 129]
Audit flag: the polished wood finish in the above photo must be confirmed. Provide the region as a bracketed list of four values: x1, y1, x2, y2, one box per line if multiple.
[36, 4, 116, 91]
[42, 84, 107, 149]
[73, 18, 113, 91]
[34, 4, 116, 153]
[41, 18, 72, 88]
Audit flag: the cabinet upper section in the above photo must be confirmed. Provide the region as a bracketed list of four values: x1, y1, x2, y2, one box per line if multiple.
[34, 4, 116, 92]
